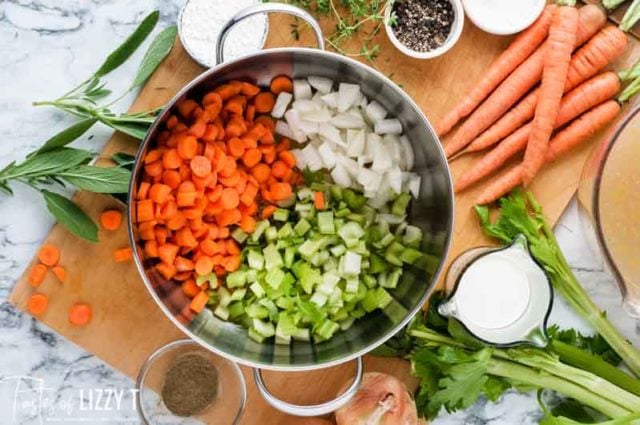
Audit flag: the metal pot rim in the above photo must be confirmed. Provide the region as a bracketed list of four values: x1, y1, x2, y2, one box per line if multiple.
[127, 46, 455, 371]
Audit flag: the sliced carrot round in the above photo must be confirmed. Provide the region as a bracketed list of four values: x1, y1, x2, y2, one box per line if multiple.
[69, 303, 92, 326]
[38, 244, 60, 267]
[52, 265, 66, 283]
[27, 293, 49, 316]
[190, 156, 212, 178]
[220, 188, 240, 210]
[100, 209, 123, 231]
[195, 256, 214, 276]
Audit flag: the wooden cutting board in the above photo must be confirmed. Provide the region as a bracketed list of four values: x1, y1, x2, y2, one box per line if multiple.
[9, 9, 639, 424]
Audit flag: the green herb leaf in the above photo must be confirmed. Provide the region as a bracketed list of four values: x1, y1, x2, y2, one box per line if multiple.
[94, 11, 159, 77]
[105, 120, 150, 140]
[42, 190, 98, 242]
[59, 165, 131, 193]
[2, 148, 93, 180]
[131, 25, 177, 88]
[548, 326, 622, 366]
[111, 152, 136, 170]
[36, 118, 98, 154]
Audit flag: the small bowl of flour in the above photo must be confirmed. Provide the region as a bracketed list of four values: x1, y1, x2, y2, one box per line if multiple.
[178, 0, 268, 68]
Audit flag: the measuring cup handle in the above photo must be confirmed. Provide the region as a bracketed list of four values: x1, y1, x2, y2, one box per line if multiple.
[253, 357, 363, 417]
[216, 3, 325, 65]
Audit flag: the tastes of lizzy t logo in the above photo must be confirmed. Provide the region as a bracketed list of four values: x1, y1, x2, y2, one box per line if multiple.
[0, 376, 140, 424]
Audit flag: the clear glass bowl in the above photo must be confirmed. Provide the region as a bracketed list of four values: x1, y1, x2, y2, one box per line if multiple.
[136, 340, 246, 425]
[578, 105, 640, 318]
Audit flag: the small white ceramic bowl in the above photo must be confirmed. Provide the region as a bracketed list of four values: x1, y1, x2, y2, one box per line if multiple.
[461, 0, 545, 36]
[384, 0, 464, 60]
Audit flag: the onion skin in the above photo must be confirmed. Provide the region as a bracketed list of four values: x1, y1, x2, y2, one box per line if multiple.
[335, 372, 420, 425]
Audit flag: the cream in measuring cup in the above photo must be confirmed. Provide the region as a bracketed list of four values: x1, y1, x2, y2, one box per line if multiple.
[439, 235, 552, 347]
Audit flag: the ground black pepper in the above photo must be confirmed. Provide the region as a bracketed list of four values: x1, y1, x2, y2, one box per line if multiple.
[161, 352, 219, 417]
[391, 0, 454, 52]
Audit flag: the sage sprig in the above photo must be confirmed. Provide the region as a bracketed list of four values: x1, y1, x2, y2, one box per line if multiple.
[32, 11, 177, 140]
[0, 148, 131, 241]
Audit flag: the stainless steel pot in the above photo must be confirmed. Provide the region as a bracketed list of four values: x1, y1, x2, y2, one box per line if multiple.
[128, 3, 454, 417]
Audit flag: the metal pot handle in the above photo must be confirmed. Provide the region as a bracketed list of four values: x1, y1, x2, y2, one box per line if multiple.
[216, 3, 325, 65]
[253, 356, 363, 417]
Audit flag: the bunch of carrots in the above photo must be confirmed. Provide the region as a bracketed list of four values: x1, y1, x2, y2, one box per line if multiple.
[437, 1, 639, 204]
[135, 76, 301, 312]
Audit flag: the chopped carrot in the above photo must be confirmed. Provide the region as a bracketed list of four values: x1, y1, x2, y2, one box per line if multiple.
[195, 256, 214, 276]
[28, 263, 47, 287]
[218, 209, 241, 227]
[228, 137, 245, 158]
[27, 293, 49, 316]
[177, 135, 198, 160]
[136, 182, 151, 200]
[241, 82, 261, 97]
[254, 92, 276, 113]
[175, 256, 195, 272]
[52, 266, 66, 283]
[100, 209, 123, 231]
[182, 279, 200, 298]
[162, 149, 183, 169]
[271, 160, 289, 179]
[149, 183, 172, 204]
[69, 303, 92, 326]
[314, 191, 326, 210]
[156, 262, 177, 279]
[224, 95, 246, 115]
[162, 170, 182, 189]
[114, 247, 133, 263]
[254, 115, 275, 132]
[225, 116, 247, 138]
[190, 156, 212, 178]
[240, 215, 257, 233]
[251, 163, 271, 183]
[270, 182, 292, 201]
[137, 200, 155, 222]
[270, 75, 293, 94]
[261, 205, 277, 219]
[189, 291, 209, 313]
[242, 148, 262, 168]
[38, 244, 60, 266]
[278, 150, 296, 168]
[220, 188, 240, 210]
[177, 99, 198, 118]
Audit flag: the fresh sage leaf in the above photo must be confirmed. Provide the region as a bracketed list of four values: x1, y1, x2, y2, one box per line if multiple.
[131, 25, 177, 88]
[37, 118, 98, 154]
[3, 148, 93, 180]
[105, 120, 150, 140]
[42, 190, 98, 242]
[94, 11, 159, 77]
[112, 152, 136, 170]
[59, 165, 131, 193]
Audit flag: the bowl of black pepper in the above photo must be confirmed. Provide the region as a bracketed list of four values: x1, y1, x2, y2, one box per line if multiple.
[136, 339, 246, 424]
[385, 0, 464, 59]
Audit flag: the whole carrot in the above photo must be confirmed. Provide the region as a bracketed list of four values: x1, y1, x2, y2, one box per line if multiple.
[455, 72, 621, 192]
[522, 1, 579, 185]
[443, 4, 605, 158]
[435, 5, 556, 136]
[476, 100, 621, 204]
[465, 26, 627, 155]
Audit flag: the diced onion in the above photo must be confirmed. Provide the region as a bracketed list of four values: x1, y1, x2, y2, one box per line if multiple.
[293, 79, 312, 100]
[271, 92, 292, 119]
[308, 76, 333, 94]
[374, 119, 403, 135]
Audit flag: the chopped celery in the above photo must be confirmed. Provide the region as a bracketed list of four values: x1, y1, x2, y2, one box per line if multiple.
[345, 276, 359, 293]
[246, 269, 258, 283]
[400, 247, 423, 264]
[246, 303, 269, 319]
[230, 288, 247, 301]
[250, 282, 266, 297]
[265, 226, 278, 242]
[330, 185, 343, 201]
[362, 287, 393, 312]
[227, 302, 245, 319]
[335, 208, 351, 218]
[219, 287, 232, 307]
[251, 220, 270, 242]
[343, 189, 366, 210]
[294, 218, 312, 236]
[263, 244, 283, 270]
[338, 221, 365, 244]
[317, 211, 335, 234]
[316, 320, 339, 340]
[226, 270, 246, 288]
[265, 268, 286, 289]
[310, 292, 328, 307]
[196, 272, 217, 288]
[273, 208, 290, 222]
[214, 305, 229, 320]
[284, 247, 296, 268]
[249, 328, 266, 343]
[330, 244, 347, 257]
[343, 251, 362, 275]
[248, 250, 265, 270]
[385, 241, 405, 266]
[392, 193, 411, 216]
[253, 319, 275, 337]
[232, 228, 248, 243]
[362, 274, 377, 288]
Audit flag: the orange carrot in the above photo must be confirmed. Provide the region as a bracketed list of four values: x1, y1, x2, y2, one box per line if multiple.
[476, 100, 621, 205]
[162, 149, 183, 169]
[436, 5, 557, 136]
[466, 26, 627, 154]
[137, 199, 155, 222]
[38, 244, 60, 266]
[181, 279, 200, 298]
[251, 163, 271, 183]
[270, 75, 294, 94]
[240, 215, 257, 233]
[149, 183, 172, 204]
[69, 303, 92, 326]
[314, 191, 326, 210]
[522, 4, 579, 185]
[195, 256, 214, 276]
[177, 135, 198, 159]
[220, 188, 240, 210]
[52, 266, 66, 283]
[189, 291, 208, 313]
[228, 137, 245, 158]
[443, 5, 606, 158]
[242, 148, 262, 168]
[190, 156, 212, 178]
[114, 247, 133, 262]
[261, 205, 277, 219]
[27, 293, 49, 316]
[456, 72, 621, 192]
[100, 209, 123, 231]
[28, 264, 47, 287]
[254, 92, 276, 113]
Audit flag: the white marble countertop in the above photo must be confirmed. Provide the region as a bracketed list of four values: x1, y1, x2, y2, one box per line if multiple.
[0, 1, 637, 424]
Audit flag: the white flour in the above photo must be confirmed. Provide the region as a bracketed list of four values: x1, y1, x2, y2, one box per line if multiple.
[179, 0, 267, 67]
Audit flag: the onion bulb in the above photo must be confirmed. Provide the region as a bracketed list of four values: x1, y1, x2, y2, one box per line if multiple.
[335, 372, 420, 425]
